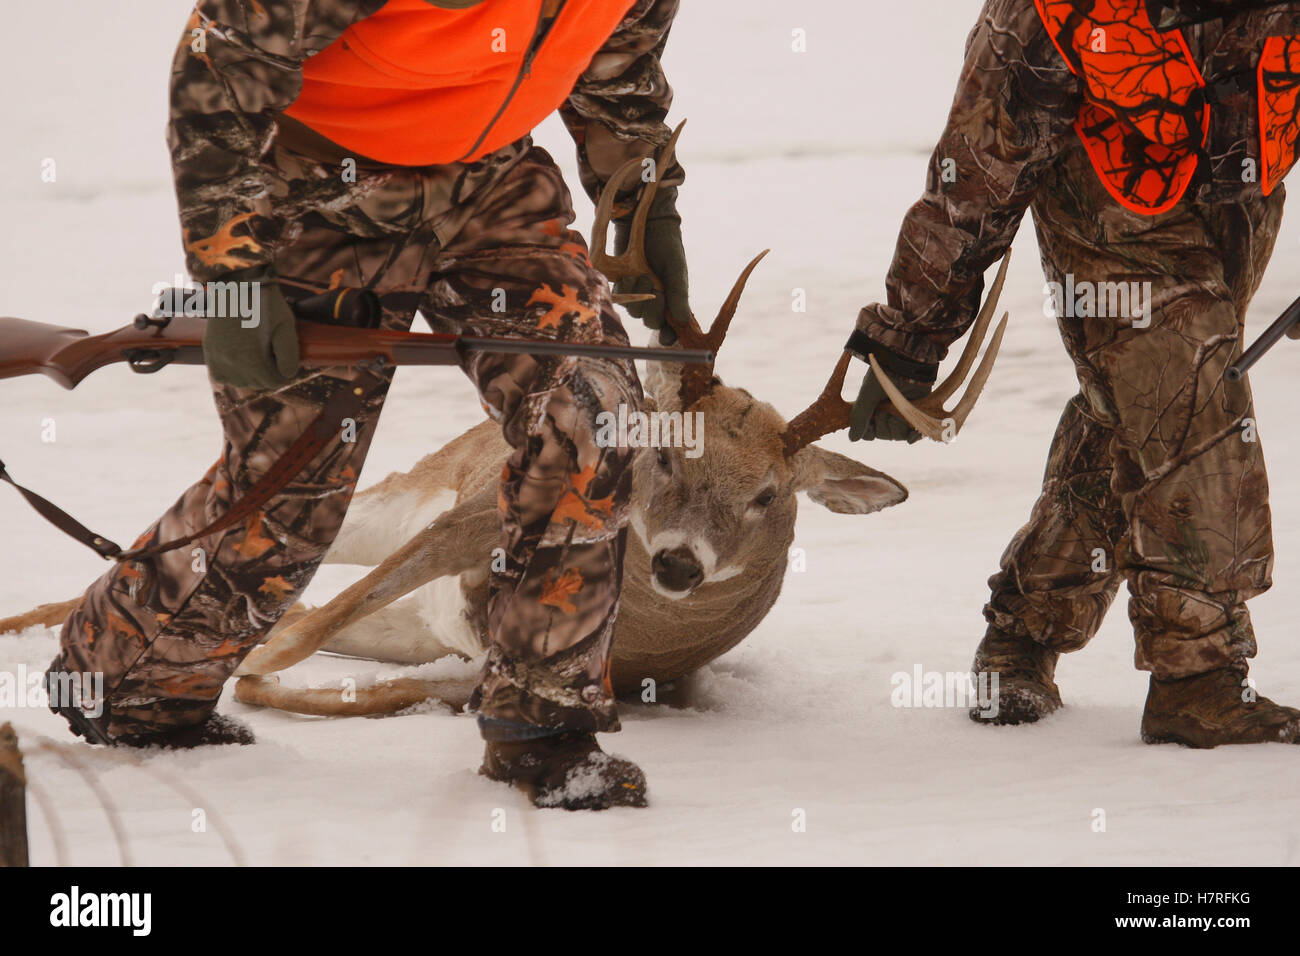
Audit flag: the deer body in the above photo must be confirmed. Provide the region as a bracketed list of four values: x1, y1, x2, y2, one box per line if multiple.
[307, 415, 795, 694]
[224, 363, 911, 714]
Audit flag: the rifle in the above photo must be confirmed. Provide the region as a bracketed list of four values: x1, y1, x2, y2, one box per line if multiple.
[1225, 292, 1300, 383]
[0, 287, 713, 390]
[0, 287, 711, 561]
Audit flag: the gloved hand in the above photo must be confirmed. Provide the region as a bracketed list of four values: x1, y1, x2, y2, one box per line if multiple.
[845, 334, 938, 442]
[612, 186, 689, 346]
[849, 369, 930, 443]
[202, 268, 300, 390]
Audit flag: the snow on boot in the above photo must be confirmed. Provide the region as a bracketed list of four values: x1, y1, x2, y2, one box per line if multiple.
[481, 732, 648, 810]
[969, 625, 1062, 725]
[1141, 668, 1300, 748]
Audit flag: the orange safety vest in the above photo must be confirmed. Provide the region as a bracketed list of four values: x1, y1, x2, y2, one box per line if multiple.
[283, 0, 636, 167]
[1034, 0, 1300, 213]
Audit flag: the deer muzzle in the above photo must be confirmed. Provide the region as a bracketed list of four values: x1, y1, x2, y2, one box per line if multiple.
[651, 545, 705, 595]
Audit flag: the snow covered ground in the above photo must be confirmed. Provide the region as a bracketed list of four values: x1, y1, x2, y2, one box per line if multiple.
[2, 1, 1300, 866]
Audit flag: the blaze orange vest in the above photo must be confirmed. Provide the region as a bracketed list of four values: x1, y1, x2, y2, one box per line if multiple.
[283, 0, 636, 166]
[1034, 0, 1300, 213]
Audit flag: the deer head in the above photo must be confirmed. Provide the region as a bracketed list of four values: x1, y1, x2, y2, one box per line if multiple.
[591, 124, 912, 600]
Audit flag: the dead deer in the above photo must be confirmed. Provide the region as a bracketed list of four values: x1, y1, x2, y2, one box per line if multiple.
[1, 127, 1010, 719]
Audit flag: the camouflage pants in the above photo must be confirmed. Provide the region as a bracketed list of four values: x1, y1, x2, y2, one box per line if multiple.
[984, 148, 1285, 679]
[51, 138, 641, 737]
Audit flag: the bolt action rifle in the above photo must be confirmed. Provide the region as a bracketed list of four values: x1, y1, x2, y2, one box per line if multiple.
[0, 287, 712, 390]
[0, 287, 711, 560]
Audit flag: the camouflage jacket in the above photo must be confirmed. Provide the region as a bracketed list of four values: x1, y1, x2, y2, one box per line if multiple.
[167, 0, 681, 281]
[854, 0, 1300, 368]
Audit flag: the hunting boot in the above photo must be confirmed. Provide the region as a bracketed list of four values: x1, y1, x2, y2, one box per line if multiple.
[45, 665, 254, 749]
[481, 732, 648, 810]
[969, 625, 1062, 725]
[1141, 667, 1300, 748]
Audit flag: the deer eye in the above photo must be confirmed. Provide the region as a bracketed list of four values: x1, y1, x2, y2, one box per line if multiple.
[753, 488, 776, 508]
[656, 449, 670, 471]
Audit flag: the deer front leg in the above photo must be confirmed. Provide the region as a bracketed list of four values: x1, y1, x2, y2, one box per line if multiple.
[235, 488, 497, 677]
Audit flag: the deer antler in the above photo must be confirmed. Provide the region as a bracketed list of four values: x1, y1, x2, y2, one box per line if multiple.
[781, 351, 855, 457]
[590, 119, 769, 409]
[782, 251, 1012, 456]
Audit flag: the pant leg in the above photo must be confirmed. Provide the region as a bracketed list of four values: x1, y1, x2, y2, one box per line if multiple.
[984, 394, 1127, 652]
[1028, 150, 1284, 679]
[51, 146, 454, 738]
[424, 146, 642, 734]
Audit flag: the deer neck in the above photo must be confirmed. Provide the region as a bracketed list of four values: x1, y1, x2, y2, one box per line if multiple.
[609, 522, 792, 695]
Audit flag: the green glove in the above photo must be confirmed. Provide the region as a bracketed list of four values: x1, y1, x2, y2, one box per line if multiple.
[613, 186, 689, 346]
[202, 268, 301, 390]
[848, 369, 930, 443]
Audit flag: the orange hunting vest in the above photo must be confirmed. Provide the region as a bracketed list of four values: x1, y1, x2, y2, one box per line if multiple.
[1034, 0, 1300, 213]
[283, 0, 636, 166]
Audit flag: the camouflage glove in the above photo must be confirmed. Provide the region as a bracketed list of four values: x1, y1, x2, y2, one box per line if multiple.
[845, 334, 936, 443]
[613, 186, 689, 346]
[202, 268, 300, 390]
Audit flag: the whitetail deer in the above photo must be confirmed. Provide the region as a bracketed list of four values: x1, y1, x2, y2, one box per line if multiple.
[0, 126, 1010, 719]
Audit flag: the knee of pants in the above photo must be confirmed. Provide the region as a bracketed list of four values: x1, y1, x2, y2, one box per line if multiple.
[500, 355, 643, 455]
[1087, 297, 1252, 470]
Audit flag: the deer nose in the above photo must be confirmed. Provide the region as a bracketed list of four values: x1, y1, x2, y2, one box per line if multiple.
[651, 546, 704, 592]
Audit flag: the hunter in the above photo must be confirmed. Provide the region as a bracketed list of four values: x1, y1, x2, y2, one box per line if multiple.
[848, 0, 1300, 746]
[45, 0, 691, 810]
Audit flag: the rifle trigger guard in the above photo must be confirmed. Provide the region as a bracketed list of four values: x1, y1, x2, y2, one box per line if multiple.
[124, 349, 176, 375]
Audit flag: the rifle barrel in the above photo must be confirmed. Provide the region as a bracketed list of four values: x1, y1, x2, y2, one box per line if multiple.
[457, 337, 714, 364]
[1226, 292, 1300, 383]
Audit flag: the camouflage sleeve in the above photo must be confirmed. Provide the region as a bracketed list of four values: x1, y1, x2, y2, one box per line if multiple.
[559, 0, 684, 206]
[852, 0, 1083, 367]
[168, 0, 384, 281]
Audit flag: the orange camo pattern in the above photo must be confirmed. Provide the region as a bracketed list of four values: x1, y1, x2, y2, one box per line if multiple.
[527, 283, 599, 331]
[234, 511, 276, 560]
[1259, 35, 1300, 194]
[540, 217, 591, 261]
[183, 211, 266, 271]
[550, 462, 617, 532]
[1035, 0, 1207, 214]
[539, 567, 584, 614]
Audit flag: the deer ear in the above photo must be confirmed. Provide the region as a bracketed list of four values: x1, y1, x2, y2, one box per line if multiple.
[791, 445, 908, 515]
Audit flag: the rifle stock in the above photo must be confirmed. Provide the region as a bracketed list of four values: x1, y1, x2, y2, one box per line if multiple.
[0, 290, 713, 390]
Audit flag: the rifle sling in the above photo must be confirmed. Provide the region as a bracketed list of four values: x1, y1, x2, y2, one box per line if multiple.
[1, 368, 385, 563]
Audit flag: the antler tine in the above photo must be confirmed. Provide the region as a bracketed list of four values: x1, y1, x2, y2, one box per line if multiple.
[931, 250, 1012, 404]
[589, 121, 706, 352]
[948, 312, 1009, 429]
[869, 311, 1009, 442]
[705, 249, 770, 352]
[781, 351, 854, 457]
[590, 158, 655, 284]
[675, 248, 769, 407]
[864, 251, 1013, 442]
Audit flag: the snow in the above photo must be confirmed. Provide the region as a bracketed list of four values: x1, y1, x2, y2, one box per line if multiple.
[2, 1, 1300, 866]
